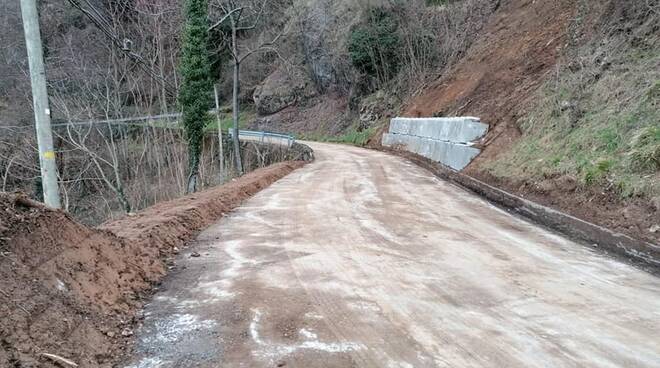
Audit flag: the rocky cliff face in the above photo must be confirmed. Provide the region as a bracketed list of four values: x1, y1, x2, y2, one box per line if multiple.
[251, 0, 386, 118]
[252, 66, 317, 115]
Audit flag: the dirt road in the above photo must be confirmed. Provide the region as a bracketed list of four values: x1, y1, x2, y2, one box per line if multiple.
[125, 143, 660, 368]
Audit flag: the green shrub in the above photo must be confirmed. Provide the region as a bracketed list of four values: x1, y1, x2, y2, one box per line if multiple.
[348, 7, 401, 83]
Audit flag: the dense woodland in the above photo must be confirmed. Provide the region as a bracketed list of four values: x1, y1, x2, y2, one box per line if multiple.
[0, 0, 499, 222]
[0, 0, 658, 225]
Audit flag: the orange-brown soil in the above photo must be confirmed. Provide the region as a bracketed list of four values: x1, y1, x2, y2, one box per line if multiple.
[0, 161, 304, 367]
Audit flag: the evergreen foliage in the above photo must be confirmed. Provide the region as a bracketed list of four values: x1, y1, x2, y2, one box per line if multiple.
[348, 7, 401, 84]
[179, 0, 213, 192]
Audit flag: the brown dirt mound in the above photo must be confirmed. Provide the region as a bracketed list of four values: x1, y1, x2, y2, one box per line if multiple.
[0, 161, 304, 367]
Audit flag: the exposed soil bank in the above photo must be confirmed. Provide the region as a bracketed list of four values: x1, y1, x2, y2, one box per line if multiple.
[384, 148, 660, 273]
[0, 161, 305, 367]
[404, 0, 576, 161]
[471, 170, 660, 246]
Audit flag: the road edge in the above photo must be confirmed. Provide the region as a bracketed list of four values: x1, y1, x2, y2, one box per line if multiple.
[381, 147, 660, 274]
[0, 145, 314, 367]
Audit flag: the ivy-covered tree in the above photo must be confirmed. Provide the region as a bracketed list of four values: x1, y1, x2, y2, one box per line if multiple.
[179, 0, 212, 193]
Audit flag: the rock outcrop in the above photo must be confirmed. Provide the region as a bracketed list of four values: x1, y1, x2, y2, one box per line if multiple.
[253, 66, 318, 115]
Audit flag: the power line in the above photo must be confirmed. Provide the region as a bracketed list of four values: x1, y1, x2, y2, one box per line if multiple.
[1, 108, 225, 130]
[65, 0, 178, 98]
[1, 113, 180, 130]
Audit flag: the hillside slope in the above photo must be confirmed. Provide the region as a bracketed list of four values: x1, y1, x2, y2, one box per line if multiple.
[404, 0, 575, 166]
[403, 0, 659, 244]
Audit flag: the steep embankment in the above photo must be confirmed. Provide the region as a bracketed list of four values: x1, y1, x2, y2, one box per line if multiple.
[0, 162, 304, 367]
[405, 0, 575, 165]
[404, 0, 659, 244]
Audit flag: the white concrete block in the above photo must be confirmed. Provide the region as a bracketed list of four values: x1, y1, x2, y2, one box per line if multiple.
[382, 117, 488, 171]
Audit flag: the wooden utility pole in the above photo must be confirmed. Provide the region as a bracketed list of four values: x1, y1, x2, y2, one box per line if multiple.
[20, 0, 61, 209]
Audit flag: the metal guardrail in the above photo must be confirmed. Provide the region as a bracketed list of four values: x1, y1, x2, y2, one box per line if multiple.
[1, 109, 251, 130]
[1, 114, 298, 149]
[228, 129, 296, 147]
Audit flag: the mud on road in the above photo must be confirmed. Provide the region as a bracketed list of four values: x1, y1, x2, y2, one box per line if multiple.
[125, 143, 660, 368]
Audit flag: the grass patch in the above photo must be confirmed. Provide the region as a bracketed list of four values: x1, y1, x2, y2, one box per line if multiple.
[204, 108, 255, 133]
[301, 126, 376, 147]
[483, 42, 660, 201]
[629, 125, 660, 173]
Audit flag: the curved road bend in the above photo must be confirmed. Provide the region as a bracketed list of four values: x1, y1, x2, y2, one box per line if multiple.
[126, 142, 660, 368]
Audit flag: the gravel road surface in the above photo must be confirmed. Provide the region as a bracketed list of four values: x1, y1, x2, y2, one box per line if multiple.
[126, 142, 660, 368]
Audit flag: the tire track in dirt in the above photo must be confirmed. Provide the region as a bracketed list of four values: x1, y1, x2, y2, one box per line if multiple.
[125, 142, 660, 368]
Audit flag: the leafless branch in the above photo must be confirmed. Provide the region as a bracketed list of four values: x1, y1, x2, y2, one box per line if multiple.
[208, 7, 243, 31]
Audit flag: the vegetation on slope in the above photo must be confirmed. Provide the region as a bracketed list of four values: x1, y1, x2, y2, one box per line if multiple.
[300, 0, 499, 145]
[301, 126, 377, 147]
[348, 7, 401, 87]
[484, 3, 660, 203]
[205, 108, 255, 132]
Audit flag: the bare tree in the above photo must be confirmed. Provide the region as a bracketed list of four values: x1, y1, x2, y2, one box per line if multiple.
[213, 84, 226, 177]
[51, 75, 133, 214]
[65, 124, 132, 213]
[209, 0, 286, 175]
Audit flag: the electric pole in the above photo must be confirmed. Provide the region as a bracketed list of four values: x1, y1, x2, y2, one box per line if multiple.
[20, 0, 61, 209]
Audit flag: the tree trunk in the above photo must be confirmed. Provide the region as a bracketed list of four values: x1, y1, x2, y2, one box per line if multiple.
[214, 84, 225, 179]
[115, 184, 132, 214]
[111, 160, 131, 213]
[232, 58, 243, 175]
[187, 154, 199, 194]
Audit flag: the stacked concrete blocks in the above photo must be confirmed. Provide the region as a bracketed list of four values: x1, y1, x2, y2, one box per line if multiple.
[382, 117, 488, 171]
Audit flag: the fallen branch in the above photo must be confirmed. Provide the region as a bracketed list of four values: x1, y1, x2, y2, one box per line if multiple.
[13, 193, 49, 210]
[41, 353, 79, 367]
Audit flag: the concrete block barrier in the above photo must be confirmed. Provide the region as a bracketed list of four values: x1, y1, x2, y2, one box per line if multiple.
[382, 117, 488, 170]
